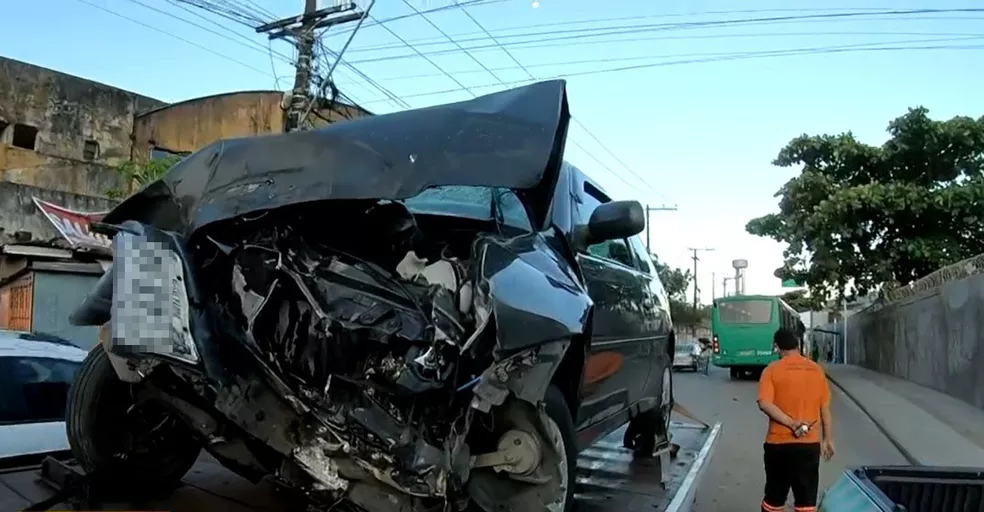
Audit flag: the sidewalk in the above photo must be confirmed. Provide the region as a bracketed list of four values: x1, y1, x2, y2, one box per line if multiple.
[824, 364, 984, 467]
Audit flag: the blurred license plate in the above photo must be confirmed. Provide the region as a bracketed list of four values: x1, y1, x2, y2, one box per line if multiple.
[738, 350, 755, 356]
[111, 232, 199, 364]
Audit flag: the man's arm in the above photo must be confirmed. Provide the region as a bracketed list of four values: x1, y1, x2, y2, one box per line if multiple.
[756, 366, 797, 430]
[759, 401, 798, 430]
[820, 373, 833, 440]
[820, 403, 833, 440]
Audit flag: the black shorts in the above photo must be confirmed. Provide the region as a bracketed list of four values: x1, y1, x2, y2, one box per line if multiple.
[762, 442, 821, 511]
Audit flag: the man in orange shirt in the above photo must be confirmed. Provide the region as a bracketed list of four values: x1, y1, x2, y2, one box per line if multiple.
[757, 328, 835, 512]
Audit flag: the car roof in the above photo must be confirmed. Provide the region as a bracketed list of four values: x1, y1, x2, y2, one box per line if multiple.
[0, 330, 87, 362]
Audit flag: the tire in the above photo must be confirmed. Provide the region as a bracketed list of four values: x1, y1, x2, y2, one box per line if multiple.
[67, 347, 202, 490]
[624, 367, 672, 458]
[729, 367, 739, 380]
[543, 386, 577, 512]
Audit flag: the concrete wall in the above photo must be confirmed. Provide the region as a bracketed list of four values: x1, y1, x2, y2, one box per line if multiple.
[0, 56, 164, 165]
[0, 56, 165, 199]
[0, 145, 126, 197]
[31, 271, 101, 349]
[131, 91, 371, 161]
[0, 182, 118, 241]
[846, 273, 984, 410]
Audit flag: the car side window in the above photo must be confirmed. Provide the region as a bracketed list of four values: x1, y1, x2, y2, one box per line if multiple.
[627, 236, 653, 274]
[628, 235, 669, 306]
[0, 356, 81, 424]
[578, 181, 635, 268]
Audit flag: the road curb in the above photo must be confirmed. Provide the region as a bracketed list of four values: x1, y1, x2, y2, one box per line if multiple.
[825, 372, 920, 466]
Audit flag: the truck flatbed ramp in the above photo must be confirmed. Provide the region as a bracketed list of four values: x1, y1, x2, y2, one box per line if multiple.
[0, 421, 720, 512]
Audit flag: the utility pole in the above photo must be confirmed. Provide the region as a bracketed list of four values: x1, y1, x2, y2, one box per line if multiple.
[687, 247, 715, 312]
[711, 272, 716, 300]
[723, 276, 734, 297]
[644, 204, 678, 252]
[256, 2, 364, 132]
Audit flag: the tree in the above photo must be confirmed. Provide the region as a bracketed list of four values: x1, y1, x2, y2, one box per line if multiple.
[780, 289, 817, 313]
[651, 254, 709, 326]
[746, 107, 984, 304]
[107, 156, 182, 199]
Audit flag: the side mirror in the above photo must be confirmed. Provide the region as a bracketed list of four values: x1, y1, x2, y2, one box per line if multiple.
[585, 200, 645, 245]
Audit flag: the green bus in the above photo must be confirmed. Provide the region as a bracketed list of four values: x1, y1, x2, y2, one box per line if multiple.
[710, 294, 805, 380]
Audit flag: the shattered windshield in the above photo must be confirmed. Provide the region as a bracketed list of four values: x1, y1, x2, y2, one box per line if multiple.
[403, 185, 533, 232]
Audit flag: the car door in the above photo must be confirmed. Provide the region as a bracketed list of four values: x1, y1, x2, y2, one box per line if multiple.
[0, 354, 81, 458]
[573, 179, 654, 432]
[626, 234, 673, 406]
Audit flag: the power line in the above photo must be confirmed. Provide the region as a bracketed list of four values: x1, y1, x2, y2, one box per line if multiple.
[570, 117, 668, 203]
[329, 0, 511, 38]
[119, 0, 295, 66]
[458, 3, 536, 80]
[344, 6, 955, 53]
[452, 5, 659, 196]
[366, 12, 474, 95]
[72, 0, 274, 78]
[334, 32, 984, 84]
[400, 0, 504, 83]
[342, 9, 984, 67]
[358, 39, 984, 103]
[342, 7, 984, 59]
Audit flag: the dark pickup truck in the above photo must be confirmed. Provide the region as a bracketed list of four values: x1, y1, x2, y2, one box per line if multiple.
[819, 465, 984, 512]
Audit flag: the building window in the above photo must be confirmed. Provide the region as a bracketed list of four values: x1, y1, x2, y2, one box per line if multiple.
[11, 123, 39, 150]
[83, 140, 100, 160]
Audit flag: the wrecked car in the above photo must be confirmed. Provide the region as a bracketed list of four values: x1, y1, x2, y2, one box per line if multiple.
[66, 80, 675, 512]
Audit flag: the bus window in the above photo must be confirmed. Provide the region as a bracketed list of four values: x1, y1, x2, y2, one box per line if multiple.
[717, 300, 773, 324]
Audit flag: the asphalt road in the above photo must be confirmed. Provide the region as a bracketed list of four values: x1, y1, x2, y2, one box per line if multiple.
[672, 364, 907, 511]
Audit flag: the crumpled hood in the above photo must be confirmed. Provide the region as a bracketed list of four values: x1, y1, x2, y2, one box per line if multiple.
[104, 80, 571, 235]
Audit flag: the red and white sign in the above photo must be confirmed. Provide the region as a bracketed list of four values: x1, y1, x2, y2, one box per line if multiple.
[32, 197, 112, 251]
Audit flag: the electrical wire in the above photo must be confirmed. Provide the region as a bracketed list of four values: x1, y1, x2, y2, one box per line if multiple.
[366, 12, 474, 95]
[456, 4, 662, 198]
[358, 39, 984, 103]
[72, 0, 273, 78]
[343, 8, 984, 66]
[329, 0, 511, 38]
[400, 0, 504, 83]
[119, 0, 294, 66]
[346, 6, 956, 53]
[335, 32, 984, 84]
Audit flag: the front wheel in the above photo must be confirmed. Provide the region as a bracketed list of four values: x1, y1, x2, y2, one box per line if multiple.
[624, 367, 672, 457]
[543, 386, 577, 512]
[66, 347, 202, 491]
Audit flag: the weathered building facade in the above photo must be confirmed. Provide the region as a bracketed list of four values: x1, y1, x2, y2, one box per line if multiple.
[1, 55, 371, 240]
[0, 56, 165, 199]
[131, 90, 370, 161]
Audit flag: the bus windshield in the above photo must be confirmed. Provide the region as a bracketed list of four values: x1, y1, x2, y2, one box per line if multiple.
[717, 300, 773, 324]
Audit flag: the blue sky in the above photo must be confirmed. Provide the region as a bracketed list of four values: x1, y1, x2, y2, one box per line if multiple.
[5, 0, 983, 302]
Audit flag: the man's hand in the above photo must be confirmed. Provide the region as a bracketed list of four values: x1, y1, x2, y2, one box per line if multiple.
[821, 439, 835, 461]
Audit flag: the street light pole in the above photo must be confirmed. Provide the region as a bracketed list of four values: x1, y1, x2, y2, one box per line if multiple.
[644, 204, 678, 252]
[687, 247, 715, 311]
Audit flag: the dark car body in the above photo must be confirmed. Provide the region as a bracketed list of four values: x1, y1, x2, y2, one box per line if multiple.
[70, 80, 675, 511]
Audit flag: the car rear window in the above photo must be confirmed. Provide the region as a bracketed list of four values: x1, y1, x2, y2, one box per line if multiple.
[717, 300, 773, 324]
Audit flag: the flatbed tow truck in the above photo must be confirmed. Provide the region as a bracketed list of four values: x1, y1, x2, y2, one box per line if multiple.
[0, 409, 720, 512]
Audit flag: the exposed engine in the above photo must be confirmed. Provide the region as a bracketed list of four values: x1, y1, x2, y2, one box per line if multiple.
[194, 200, 500, 505]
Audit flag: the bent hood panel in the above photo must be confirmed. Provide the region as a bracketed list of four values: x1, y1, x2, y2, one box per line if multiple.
[105, 80, 571, 235]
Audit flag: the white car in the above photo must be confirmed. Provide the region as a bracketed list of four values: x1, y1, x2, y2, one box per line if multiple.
[0, 330, 86, 460]
[673, 341, 700, 371]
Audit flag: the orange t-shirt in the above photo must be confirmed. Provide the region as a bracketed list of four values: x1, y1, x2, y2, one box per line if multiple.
[757, 354, 830, 444]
